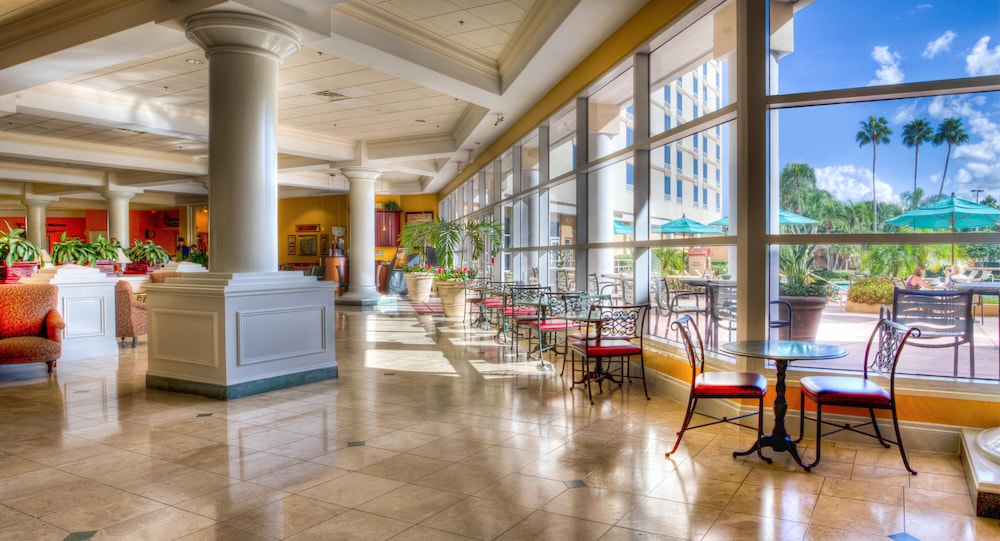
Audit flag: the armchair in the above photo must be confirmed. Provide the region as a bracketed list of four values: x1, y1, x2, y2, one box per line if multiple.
[115, 280, 147, 348]
[0, 284, 65, 372]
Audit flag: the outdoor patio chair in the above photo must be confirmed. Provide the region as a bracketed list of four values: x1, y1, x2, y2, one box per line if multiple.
[652, 277, 707, 339]
[770, 299, 793, 338]
[666, 315, 768, 460]
[797, 317, 921, 474]
[887, 287, 974, 377]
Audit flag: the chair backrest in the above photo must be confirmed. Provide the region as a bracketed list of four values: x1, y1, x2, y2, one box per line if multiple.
[863, 318, 921, 390]
[555, 269, 570, 292]
[890, 287, 973, 342]
[671, 314, 705, 376]
[592, 304, 648, 342]
[619, 276, 635, 304]
[587, 273, 600, 295]
[542, 290, 581, 318]
[0, 284, 58, 339]
[711, 283, 737, 329]
[311, 265, 326, 277]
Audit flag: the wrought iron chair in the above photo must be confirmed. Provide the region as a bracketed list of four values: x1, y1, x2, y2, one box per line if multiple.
[504, 285, 549, 353]
[568, 304, 649, 403]
[524, 290, 583, 365]
[797, 317, 921, 474]
[887, 287, 973, 377]
[666, 315, 768, 460]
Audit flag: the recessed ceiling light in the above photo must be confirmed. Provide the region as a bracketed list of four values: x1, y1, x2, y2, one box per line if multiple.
[186, 58, 204, 65]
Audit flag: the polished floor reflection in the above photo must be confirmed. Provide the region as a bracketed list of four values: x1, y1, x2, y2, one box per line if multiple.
[0, 305, 996, 540]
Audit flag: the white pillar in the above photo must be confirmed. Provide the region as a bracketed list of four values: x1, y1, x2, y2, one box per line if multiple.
[22, 198, 53, 252]
[187, 12, 299, 274]
[102, 191, 134, 246]
[588, 133, 616, 278]
[339, 166, 382, 304]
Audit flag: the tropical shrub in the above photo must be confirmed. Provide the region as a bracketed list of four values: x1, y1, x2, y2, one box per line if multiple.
[846, 277, 895, 305]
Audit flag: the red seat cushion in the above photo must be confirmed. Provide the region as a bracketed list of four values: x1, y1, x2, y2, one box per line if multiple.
[483, 299, 503, 308]
[694, 372, 767, 398]
[503, 308, 536, 316]
[527, 319, 581, 332]
[800, 376, 891, 407]
[570, 339, 640, 357]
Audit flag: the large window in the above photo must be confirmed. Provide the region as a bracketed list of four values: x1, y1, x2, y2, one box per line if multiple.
[549, 105, 576, 179]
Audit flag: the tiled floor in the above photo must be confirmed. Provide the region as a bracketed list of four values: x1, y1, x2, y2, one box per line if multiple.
[1, 304, 998, 540]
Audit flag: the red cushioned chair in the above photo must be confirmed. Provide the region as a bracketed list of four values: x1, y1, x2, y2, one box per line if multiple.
[797, 317, 920, 474]
[524, 290, 582, 364]
[568, 304, 649, 403]
[0, 283, 65, 373]
[666, 315, 769, 461]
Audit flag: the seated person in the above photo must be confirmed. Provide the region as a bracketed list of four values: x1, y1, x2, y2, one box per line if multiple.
[945, 263, 969, 287]
[905, 264, 932, 289]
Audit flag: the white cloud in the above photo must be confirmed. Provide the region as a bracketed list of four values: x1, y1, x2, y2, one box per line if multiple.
[922, 30, 956, 59]
[891, 102, 919, 125]
[966, 36, 1000, 76]
[869, 45, 904, 85]
[815, 164, 899, 204]
[922, 95, 1000, 194]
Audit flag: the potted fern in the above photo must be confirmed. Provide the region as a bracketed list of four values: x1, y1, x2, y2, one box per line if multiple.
[124, 239, 170, 274]
[0, 223, 43, 283]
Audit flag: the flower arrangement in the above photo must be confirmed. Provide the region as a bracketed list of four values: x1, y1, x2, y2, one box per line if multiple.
[435, 266, 477, 281]
[402, 263, 434, 274]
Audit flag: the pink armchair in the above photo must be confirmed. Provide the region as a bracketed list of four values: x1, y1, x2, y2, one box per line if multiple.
[0, 284, 65, 373]
[115, 280, 147, 348]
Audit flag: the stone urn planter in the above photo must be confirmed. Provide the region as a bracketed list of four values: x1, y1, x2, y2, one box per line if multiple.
[404, 272, 435, 302]
[779, 295, 828, 342]
[436, 279, 467, 318]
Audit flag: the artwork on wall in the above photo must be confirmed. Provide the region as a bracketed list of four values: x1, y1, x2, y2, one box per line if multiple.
[320, 235, 329, 256]
[287, 235, 296, 255]
[298, 235, 317, 256]
[296, 224, 321, 232]
[405, 211, 434, 224]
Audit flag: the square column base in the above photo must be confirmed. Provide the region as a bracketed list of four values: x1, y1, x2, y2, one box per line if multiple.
[961, 428, 1000, 518]
[144, 272, 337, 400]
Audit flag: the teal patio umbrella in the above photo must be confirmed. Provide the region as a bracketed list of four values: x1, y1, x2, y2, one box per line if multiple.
[709, 209, 818, 228]
[886, 195, 1000, 264]
[657, 215, 723, 235]
[614, 220, 634, 235]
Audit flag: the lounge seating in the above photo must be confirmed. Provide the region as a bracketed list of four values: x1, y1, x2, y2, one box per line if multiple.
[0, 284, 65, 372]
[115, 280, 147, 348]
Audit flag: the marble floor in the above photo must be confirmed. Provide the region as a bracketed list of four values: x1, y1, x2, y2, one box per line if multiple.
[0, 305, 998, 540]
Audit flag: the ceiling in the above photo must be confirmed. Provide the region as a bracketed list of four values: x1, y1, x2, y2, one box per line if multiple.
[0, 0, 648, 211]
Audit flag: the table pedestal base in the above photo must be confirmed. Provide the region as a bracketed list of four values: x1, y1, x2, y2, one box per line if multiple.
[733, 434, 815, 470]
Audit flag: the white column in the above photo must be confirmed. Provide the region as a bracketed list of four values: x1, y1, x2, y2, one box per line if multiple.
[21, 198, 53, 252]
[339, 166, 381, 303]
[102, 191, 134, 246]
[588, 133, 616, 278]
[187, 12, 299, 274]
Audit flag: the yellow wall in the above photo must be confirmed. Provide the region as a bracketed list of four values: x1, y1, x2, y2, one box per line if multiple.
[277, 195, 349, 265]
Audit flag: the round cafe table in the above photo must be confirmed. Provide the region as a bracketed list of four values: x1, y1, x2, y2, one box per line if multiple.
[720, 339, 848, 471]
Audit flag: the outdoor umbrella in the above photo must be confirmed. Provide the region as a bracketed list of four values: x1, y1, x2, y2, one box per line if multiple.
[885, 195, 1000, 264]
[657, 215, 724, 235]
[614, 220, 634, 235]
[709, 209, 819, 228]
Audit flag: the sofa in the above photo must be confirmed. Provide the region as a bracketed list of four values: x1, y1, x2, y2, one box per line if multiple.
[0, 284, 65, 373]
[115, 280, 147, 348]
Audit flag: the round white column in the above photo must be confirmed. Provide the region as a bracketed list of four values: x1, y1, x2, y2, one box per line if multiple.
[339, 167, 381, 302]
[588, 133, 616, 278]
[102, 191, 134, 246]
[186, 12, 300, 274]
[22, 198, 53, 251]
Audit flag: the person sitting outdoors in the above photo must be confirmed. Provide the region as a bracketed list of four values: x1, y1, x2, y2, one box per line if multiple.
[945, 263, 969, 288]
[905, 263, 932, 289]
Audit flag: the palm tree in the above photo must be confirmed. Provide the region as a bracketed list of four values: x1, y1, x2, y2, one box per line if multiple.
[856, 116, 892, 231]
[901, 118, 933, 202]
[779, 163, 815, 215]
[899, 187, 927, 212]
[933, 117, 970, 197]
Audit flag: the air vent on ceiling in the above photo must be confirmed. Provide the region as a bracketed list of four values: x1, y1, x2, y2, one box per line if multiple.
[312, 91, 350, 101]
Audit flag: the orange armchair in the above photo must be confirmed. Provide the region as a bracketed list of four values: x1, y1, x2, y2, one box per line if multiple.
[0, 284, 65, 373]
[115, 280, 147, 347]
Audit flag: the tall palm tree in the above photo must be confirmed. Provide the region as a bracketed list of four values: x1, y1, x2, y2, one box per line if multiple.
[856, 116, 892, 231]
[933, 117, 970, 197]
[780, 163, 815, 215]
[900, 187, 927, 211]
[901, 118, 933, 202]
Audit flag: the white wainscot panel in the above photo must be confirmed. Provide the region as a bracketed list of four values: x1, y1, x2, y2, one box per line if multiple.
[237, 305, 327, 365]
[62, 296, 106, 338]
[151, 309, 219, 367]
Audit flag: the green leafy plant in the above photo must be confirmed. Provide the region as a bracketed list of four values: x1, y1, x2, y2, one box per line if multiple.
[89, 234, 122, 261]
[779, 244, 833, 297]
[183, 246, 208, 266]
[397, 218, 502, 270]
[402, 263, 434, 273]
[652, 247, 685, 275]
[0, 223, 43, 267]
[125, 239, 170, 265]
[382, 200, 401, 211]
[846, 277, 895, 305]
[434, 266, 477, 281]
[51, 232, 98, 266]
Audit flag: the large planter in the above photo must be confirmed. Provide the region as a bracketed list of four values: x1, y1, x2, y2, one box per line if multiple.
[779, 295, 828, 342]
[404, 272, 435, 302]
[0, 261, 39, 284]
[436, 279, 467, 318]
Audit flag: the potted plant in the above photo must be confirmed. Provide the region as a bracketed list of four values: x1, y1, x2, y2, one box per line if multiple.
[397, 218, 503, 303]
[124, 239, 170, 274]
[778, 244, 833, 342]
[434, 266, 477, 317]
[89, 234, 123, 274]
[0, 224, 43, 283]
[50, 232, 98, 266]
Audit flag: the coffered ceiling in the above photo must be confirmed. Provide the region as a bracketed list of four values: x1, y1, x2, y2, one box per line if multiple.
[0, 0, 647, 210]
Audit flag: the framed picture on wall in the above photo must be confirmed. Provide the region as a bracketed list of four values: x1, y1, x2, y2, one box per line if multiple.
[298, 235, 317, 256]
[405, 211, 434, 224]
[320, 235, 329, 256]
[287, 235, 296, 255]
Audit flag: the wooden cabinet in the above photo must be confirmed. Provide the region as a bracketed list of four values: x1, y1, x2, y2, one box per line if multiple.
[375, 210, 401, 246]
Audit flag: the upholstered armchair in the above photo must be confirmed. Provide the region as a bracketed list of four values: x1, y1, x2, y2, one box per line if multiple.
[0, 284, 65, 373]
[115, 280, 147, 347]
[149, 271, 183, 284]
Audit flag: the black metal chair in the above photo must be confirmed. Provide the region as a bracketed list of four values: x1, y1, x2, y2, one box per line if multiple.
[770, 299, 793, 338]
[887, 287, 974, 377]
[797, 317, 921, 474]
[652, 277, 707, 338]
[666, 315, 768, 461]
[524, 290, 583, 365]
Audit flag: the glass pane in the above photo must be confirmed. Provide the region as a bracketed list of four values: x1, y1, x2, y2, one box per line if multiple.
[775, 93, 1000, 235]
[522, 132, 540, 188]
[772, 0, 1000, 95]
[548, 179, 577, 279]
[651, 121, 731, 233]
[589, 68, 634, 161]
[650, 1, 733, 136]
[549, 104, 577, 179]
[501, 151, 514, 200]
[483, 162, 494, 204]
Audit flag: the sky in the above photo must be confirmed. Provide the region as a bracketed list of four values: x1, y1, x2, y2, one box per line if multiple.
[776, 0, 1000, 206]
